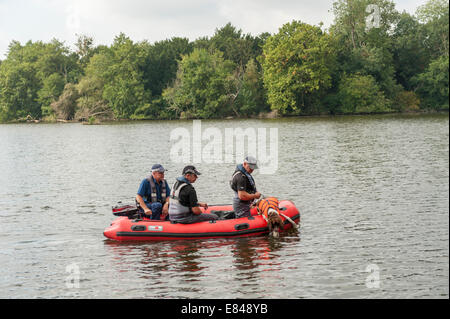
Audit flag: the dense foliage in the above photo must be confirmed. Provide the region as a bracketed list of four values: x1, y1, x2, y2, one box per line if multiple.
[0, 0, 448, 122]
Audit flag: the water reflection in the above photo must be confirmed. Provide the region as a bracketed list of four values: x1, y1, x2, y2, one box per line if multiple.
[231, 237, 285, 271]
[103, 233, 300, 285]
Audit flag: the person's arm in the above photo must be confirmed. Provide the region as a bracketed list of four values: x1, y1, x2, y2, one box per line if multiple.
[136, 180, 152, 216]
[161, 197, 170, 217]
[136, 194, 152, 215]
[237, 190, 261, 201]
[198, 202, 208, 211]
[162, 197, 169, 210]
[186, 186, 205, 215]
[191, 206, 203, 215]
[161, 181, 170, 217]
[235, 175, 260, 201]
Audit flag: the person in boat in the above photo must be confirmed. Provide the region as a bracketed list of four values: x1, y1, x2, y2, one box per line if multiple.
[230, 156, 261, 218]
[136, 164, 170, 220]
[168, 165, 218, 224]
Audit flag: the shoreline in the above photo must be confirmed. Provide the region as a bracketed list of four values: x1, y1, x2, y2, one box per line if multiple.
[4, 109, 448, 125]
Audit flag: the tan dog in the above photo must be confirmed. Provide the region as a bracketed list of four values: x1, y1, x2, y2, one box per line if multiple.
[255, 197, 284, 237]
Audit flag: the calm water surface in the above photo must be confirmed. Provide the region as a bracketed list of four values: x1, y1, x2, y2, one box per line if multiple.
[0, 113, 448, 298]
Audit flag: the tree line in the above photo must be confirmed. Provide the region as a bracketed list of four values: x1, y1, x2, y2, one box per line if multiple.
[0, 0, 448, 123]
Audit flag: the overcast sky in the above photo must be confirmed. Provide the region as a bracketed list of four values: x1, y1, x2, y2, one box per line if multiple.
[0, 0, 427, 59]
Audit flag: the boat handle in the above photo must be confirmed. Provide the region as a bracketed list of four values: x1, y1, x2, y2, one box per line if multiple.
[235, 223, 250, 231]
[131, 225, 146, 231]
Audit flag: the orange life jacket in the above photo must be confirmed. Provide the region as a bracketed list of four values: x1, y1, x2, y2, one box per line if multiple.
[256, 197, 280, 219]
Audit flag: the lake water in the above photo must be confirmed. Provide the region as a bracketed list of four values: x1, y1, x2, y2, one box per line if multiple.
[0, 113, 448, 298]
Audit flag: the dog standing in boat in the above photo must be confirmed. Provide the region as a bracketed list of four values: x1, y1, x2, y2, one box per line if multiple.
[255, 197, 285, 237]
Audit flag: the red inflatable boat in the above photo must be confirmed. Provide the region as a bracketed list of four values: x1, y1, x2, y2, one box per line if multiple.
[104, 200, 300, 241]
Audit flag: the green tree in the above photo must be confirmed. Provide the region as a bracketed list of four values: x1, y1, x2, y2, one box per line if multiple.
[330, 0, 403, 108]
[74, 34, 97, 69]
[0, 57, 40, 120]
[413, 55, 449, 110]
[392, 12, 430, 91]
[0, 39, 81, 121]
[75, 73, 111, 121]
[261, 21, 335, 114]
[74, 46, 113, 121]
[38, 73, 65, 116]
[210, 23, 259, 68]
[193, 36, 211, 51]
[206, 24, 271, 116]
[331, 0, 399, 50]
[337, 73, 390, 113]
[163, 48, 235, 119]
[233, 58, 269, 116]
[51, 83, 79, 120]
[142, 37, 193, 97]
[413, 0, 449, 109]
[416, 0, 449, 60]
[99, 33, 150, 119]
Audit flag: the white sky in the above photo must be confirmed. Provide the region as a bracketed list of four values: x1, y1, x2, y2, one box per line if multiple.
[0, 0, 428, 59]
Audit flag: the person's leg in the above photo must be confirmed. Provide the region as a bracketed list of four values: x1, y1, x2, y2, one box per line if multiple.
[178, 213, 218, 224]
[233, 198, 251, 218]
[195, 213, 218, 222]
[148, 202, 163, 220]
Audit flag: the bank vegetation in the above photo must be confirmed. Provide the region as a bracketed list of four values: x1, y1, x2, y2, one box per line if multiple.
[0, 0, 448, 123]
